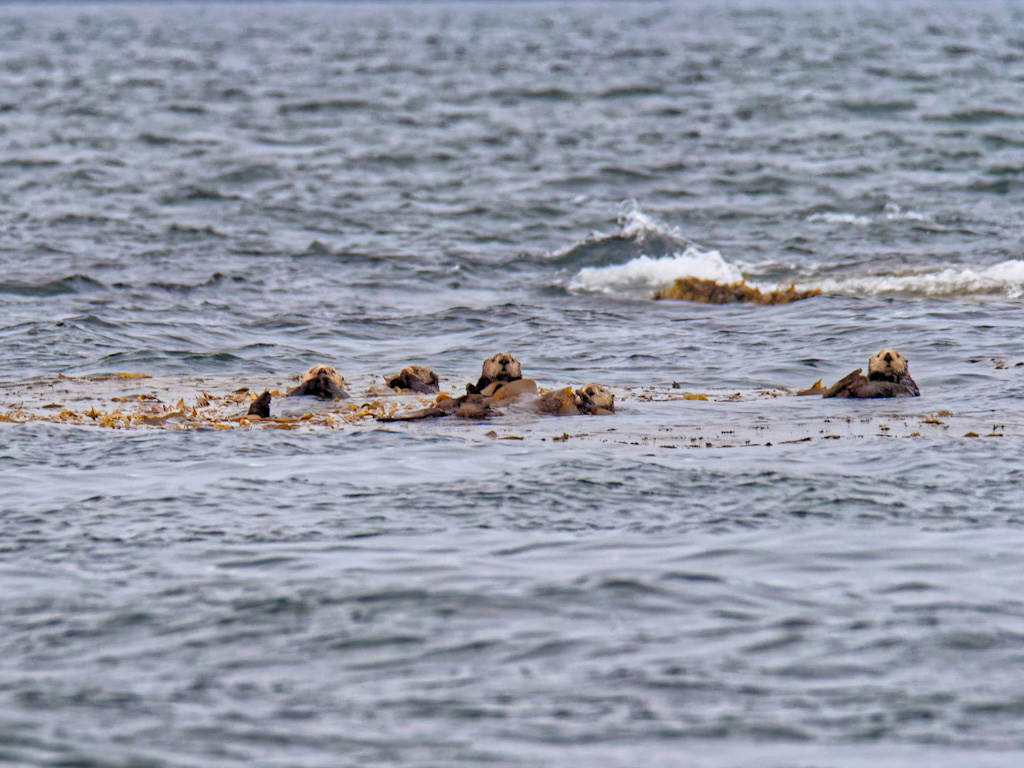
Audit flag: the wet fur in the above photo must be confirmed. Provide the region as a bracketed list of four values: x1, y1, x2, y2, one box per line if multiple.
[378, 393, 493, 422]
[288, 364, 348, 400]
[575, 383, 615, 414]
[824, 349, 920, 399]
[247, 390, 272, 418]
[386, 365, 440, 394]
[466, 353, 522, 395]
[378, 380, 615, 422]
[537, 387, 581, 416]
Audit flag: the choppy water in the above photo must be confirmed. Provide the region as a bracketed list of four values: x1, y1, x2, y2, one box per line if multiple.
[4, 1, 1024, 766]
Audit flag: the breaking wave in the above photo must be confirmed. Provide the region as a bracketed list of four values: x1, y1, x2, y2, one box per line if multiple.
[560, 203, 743, 295]
[811, 261, 1024, 299]
[552, 202, 697, 270]
[568, 247, 743, 295]
[573, 253, 1024, 301]
[562, 205, 1024, 300]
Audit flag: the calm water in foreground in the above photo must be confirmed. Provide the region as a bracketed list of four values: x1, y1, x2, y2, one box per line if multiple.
[3, 1, 1024, 766]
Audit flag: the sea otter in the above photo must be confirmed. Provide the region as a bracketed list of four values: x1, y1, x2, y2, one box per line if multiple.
[532, 383, 614, 416]
[466, 353, 522, 395]
[377, 380, 615, 422]
[575, 383, 615, 414]
[502, 382, 615, 416]
[824, 349, 920, 399]
[288, 364, 348, 399]
[386, 365, 440, 394]
[377, 393, 493, 422]
[247, 390, 272, 418]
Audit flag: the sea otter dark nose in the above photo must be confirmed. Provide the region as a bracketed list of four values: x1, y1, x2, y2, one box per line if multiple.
[884, 352, 893, 362]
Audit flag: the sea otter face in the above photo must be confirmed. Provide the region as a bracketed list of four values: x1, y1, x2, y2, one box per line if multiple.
[481, 353, 522, 383]
[289, 364, 348, 399]
[300, 364, 345, 389]
[868, 349, 909, 381]
[575, 383, 615, 414]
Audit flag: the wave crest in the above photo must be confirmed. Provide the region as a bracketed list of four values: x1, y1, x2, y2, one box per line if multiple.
[810, 261, 1024, 299]
[560, 204, 1024, 301]
[552, 201, 694, 269]
[569, 248, 743, 296]
[559, 203, 743, 296]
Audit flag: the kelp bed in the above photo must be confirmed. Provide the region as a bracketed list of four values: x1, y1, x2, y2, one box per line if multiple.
[0, 373, 407, 431]
[0, 373, 1016, 448]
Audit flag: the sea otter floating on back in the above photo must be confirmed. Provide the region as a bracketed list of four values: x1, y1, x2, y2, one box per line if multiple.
[376, 382, 615, 422]
[377, 353, 614, 422]
[824, 349, 920, 399]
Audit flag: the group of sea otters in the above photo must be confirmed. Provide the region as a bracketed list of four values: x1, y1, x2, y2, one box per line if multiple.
[245, 347, 920, 420]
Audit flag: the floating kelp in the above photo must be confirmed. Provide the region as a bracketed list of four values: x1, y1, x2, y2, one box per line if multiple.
[0, 373, 406, 431]
[653, 277, 820, 305]
[0, 373, 1016, 446]
[796, 379, 827, 396]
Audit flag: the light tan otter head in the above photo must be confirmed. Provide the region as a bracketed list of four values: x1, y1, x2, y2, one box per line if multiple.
[868, 349, 909, 382]
[288, 363, 348, 399]
[300, 364, 345, 389]
[575, 383, 615, 414]
[481, 353, 522, 383]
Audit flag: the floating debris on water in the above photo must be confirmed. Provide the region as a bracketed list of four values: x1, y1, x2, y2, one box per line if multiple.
[653, 277, 820, 305]
[797, 379, 827, 396]
[0, 374, 1019, 448]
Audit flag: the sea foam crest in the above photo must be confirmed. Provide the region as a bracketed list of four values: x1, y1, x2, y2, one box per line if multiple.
[808, 260, 1024, 298]
[569, 246, 744, 295]
[615, 201, 685, 241]
[806, 203, 931, 227]
[564, 203, 745, 294]
[551, 200, 689, 261]
[806, 212, 871, 227]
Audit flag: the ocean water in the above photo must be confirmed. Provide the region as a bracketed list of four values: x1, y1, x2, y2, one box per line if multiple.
[3, 1, 1024, 766]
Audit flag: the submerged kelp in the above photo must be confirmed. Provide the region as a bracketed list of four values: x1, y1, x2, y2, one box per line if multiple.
[653, 277, 820, 305]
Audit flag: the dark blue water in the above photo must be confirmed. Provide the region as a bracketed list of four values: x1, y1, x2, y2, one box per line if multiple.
[3, 2, 1024, 766]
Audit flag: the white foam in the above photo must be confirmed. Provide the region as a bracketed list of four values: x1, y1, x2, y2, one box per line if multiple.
[616, 199, 686, 241]
[560, 203, 1022, 301]
[883, 202, 931, 222]
[571, 255, 1024, 300]
[805, 260, 1024, 299]
[551, 200, 691, 259]
[568, 246, 744, 295]
[807, 203, 932, 227]
[806, 212, 872, 226]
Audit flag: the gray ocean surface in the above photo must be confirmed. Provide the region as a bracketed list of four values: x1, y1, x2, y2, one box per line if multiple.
[4, 1, 1024, 766]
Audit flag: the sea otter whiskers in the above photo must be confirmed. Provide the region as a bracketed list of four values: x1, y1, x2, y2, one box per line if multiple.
[467, 353, 522, 395]
[824, 349, 920, 399]
[386, 365, 440, 394]
[288, 364, 348, 399]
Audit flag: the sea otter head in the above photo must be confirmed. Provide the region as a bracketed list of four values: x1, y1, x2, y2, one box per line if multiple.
[481, 353, 522, 383]
[868, 349, 909, 382]
[575, 383, 615, 414]
[296, 364, 348, 399]
[387, 365, 440, 394]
